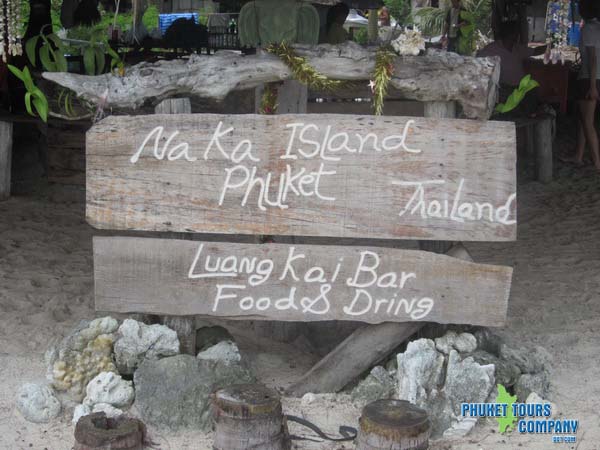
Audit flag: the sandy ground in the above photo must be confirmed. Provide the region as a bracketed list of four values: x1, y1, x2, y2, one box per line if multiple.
[1, 118, 599, 450]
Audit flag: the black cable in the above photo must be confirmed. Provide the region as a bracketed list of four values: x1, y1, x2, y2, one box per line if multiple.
[285, 415, 357, 442]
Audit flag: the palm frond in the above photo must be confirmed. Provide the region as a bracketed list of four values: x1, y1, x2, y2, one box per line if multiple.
[413, 7, 447, 37]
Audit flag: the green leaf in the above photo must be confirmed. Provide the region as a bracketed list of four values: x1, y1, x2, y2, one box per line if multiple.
[21, 67, 35, 93]
[95, 49, 106, 75]
[24, 92, 34, 117]
[39, 45, 56, 72]
[25, 37, 39, 66]
[83, 47, 96, 75]
[495, 75, 540, 114]
[46, 34, 65, 52]
[55, 52, 68, 72]
[32, 94, 49, 122]
[7, 64, 25, 83]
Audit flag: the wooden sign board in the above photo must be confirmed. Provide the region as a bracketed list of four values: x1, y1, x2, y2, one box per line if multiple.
[86, 114, 517, 242]
[94, 237, 512, 326]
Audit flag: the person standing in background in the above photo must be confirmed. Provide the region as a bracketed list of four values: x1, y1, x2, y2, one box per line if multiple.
[442, 0, 466, 53]
[564, 0, 600, 172]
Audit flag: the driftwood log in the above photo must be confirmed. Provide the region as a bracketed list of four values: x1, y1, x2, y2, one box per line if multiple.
[356, 400, 430, 450]
[212, 384, 290, 450]
[285, 243, 474, 397]
[43, 43, 500, 120]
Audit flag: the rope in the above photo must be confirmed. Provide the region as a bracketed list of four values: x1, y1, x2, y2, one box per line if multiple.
[285, 415, 357, 442]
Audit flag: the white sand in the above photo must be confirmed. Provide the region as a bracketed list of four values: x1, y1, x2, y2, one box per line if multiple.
[1, 131, 599, 449]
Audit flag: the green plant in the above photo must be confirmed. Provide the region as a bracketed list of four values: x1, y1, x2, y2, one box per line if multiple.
[81, 29, 106, 75]
[25, 27, 68, 72]
[495, 75, 540, 114]
[413, 0, 491, 38]
[457, 10, 475, 55]
[384, 0, 411, 26]
[7, 65, 49, 122]
[353, 28, 368, 45]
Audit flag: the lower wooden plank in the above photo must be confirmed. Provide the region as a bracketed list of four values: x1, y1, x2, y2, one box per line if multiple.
[94, 237, 512, 326]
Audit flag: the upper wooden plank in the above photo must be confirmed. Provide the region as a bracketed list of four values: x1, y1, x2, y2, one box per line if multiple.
[86, 113, 517, 241]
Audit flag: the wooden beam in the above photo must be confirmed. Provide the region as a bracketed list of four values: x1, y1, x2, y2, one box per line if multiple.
[285, 243, 475, 396]
[93, 238, 512, 326]
[43, 43, 500, 120]
[86, 113, 517, 241]
[0, 121, 12, 201]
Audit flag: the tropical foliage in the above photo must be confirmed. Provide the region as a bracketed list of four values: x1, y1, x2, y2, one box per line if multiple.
[414, 0, 492, 39]
[7, 65, 49, 121]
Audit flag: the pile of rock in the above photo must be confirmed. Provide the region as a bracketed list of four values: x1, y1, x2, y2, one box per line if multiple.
[16, 317, 254, 432]
[351, 329, 553, 439]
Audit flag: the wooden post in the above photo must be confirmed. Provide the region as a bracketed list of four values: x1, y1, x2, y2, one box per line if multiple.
[423, 101, 456, 119]
[154, 98, 195, 355]
[161, 315, 196, 355]
[285, 244, 473, 397]
[368, 9, 378, 44]
[535, 116, 553, 183]
[212, 384, 290, 450]
[154, 98, 192, 114]
[356, 400, 430, 450]
[0, 121, 13, 201]
[421, 101, 456, 253]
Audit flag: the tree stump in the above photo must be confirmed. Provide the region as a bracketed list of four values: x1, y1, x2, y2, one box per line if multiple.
[356, 400, 431, 450]
[212, 384, 291, 450]
[74, 412, 146, 450]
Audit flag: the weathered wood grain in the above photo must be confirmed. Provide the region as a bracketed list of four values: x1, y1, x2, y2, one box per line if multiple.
[94, 237, 512, 326]
[86, 113, 517, 241]
[43, 43, 500, 120]
[285, 243, 472, 396]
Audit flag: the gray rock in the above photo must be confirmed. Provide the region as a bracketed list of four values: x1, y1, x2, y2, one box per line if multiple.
[16, 383, 61, 423]
[396, 339, 444, 405]
[500, 344, 552, 375]
[196, 326, 234, 353]
[444, 350, 495, 417]
[45, 316, 119, 400]
[114, 319, 180, 375]
[515, 372, 550, 402]
[84, 371, 134, 408]
[471, 350, 521, 387]
[134, 354, 255, 431]
[197, 340, 241, 365]
[472, 328, 504, 356]
[351, 366, 395, 405]
[442, 417, 477, 438]
[72, 402, 124, 424]
[435, 331, 477, 355]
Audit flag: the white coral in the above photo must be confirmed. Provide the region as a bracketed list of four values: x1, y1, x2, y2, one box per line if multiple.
[391, 28, 425, 56]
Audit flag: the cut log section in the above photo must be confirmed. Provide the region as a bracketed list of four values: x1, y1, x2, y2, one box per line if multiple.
[285, 243, 474, 396]
[355, 399, 431, 450]
[44, 43, 500, 120]
[73, 412, 146, 450]
[212, 384, 290, 450]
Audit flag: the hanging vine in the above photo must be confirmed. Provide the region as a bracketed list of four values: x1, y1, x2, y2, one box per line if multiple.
[265, 42, 401, 116]
[259, 82, 279, 115]
[370, 47, 395, 116]
[1, 0, 23, 62]
[267, 42, 347, 92]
